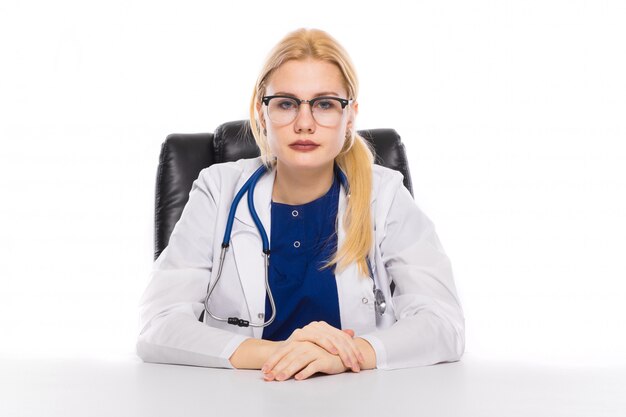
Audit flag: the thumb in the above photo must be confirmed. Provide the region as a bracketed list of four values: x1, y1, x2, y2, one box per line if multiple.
[342, 329, 355, 337]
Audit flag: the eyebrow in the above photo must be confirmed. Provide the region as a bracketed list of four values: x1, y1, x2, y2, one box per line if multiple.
[274, 91, 342, 97]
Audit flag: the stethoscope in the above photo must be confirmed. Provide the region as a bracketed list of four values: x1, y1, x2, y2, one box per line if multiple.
[203, 164, 387, 328]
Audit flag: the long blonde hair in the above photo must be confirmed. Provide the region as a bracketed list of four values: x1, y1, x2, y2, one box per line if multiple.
[249, 28, 374, 276]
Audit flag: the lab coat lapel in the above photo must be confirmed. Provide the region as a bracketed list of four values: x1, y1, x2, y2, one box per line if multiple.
[334, 177, 381, 334]
[230, 165, 275, 340]
[334, 185, 352, 324]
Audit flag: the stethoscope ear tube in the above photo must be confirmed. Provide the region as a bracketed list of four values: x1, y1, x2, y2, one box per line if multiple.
[221, 165, 268, 248]
[247, 166, 270, 253]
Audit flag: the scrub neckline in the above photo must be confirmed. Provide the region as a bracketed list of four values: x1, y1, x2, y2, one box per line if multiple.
[271, 174, 340, 209]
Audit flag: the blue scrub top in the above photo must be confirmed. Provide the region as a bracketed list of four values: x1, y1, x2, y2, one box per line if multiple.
[261, 170, 342, 341]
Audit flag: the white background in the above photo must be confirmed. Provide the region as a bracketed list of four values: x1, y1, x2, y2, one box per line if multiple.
[1, 0, 624, 367]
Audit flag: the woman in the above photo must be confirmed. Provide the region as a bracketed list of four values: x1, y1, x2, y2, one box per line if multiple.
[137, 28, 465, 382]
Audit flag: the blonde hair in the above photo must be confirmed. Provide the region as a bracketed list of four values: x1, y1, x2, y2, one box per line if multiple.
[248, 28, 374, 277]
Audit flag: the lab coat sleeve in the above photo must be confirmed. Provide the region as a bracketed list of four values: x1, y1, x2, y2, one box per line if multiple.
[136, 166, 251, 368]
[359, 174, 465, 370]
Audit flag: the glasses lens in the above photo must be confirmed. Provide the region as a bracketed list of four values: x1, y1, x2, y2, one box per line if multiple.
[267, 97, 298, 125]
[311, 98, 344, 127]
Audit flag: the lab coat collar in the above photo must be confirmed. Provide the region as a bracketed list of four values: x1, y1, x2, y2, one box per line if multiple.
[230, 160, 376, 228]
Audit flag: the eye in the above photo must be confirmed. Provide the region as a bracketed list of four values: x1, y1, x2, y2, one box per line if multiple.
[315, 99, 339, 111]
[276, 98, 297, 110]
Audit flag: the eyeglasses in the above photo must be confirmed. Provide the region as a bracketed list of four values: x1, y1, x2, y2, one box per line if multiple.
[261, 95, 353, 127]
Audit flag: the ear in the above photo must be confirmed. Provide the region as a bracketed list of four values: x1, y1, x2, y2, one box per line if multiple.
[256, 101, 266, 130]
[347, 100, 358, 130]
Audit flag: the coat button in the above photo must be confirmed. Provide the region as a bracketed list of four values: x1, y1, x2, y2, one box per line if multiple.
[293, 241, 301, 248]
[258, 313, 265, 319]
[362, 297, 368, 304]
[292, 210, 299, 217]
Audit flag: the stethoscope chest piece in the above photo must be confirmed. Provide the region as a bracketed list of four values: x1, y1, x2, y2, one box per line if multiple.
[374, 288, 386, 316]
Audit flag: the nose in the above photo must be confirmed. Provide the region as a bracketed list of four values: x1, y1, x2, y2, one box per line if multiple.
[293, 102, 316, 133]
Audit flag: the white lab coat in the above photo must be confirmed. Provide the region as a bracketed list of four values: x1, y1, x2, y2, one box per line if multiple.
[137, 157, 465, 370]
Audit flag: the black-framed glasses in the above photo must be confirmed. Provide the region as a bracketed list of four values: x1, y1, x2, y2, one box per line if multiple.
[261, 95, 353, 127]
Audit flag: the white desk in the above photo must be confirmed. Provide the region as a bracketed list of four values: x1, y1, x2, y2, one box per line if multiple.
[1, 353, 624, 416]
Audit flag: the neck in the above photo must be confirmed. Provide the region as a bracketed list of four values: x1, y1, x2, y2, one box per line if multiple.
[272, 162, 335, 205]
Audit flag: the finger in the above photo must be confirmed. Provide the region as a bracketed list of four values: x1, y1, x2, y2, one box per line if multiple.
[299, 328, 354, 368]
[299, 332, 357, 372]
[266, 347, 315, 382]
[343, 336, 365, 366]
[334, 335, 361, 371]
[295, 326, 340, 356]
[299, 321, 358, 372]
[265, 342, 317, 381]
[337, 328, 365, 364]
[317, 324, 360, 369]
[262, 342, 296, 374]
[321, 334, 357, 370]
[340, 329, 365, 364]
[294, 360, 321, 381]
[343, 329, 355, 337]
[294, 348, 351, 380]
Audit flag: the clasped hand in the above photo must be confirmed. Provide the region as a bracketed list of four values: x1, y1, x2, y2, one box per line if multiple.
[262, 321, 365, 381]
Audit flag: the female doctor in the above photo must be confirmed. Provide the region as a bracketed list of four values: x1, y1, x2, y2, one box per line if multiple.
[137, 28, 465, 382]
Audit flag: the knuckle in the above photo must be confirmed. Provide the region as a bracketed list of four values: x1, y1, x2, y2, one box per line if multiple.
[331, 340, 342, 350]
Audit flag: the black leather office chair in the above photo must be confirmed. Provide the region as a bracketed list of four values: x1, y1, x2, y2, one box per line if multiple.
[154, 120, 413, 261]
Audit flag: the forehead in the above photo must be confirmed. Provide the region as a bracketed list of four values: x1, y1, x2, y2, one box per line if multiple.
[266, 59, 348, 97]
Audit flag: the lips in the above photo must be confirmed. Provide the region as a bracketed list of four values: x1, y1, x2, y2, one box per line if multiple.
[290, 140, 319, 146]
[289, 140, 320, 152]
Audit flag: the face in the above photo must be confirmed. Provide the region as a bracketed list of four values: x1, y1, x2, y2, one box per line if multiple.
[257, 58, 358, 173]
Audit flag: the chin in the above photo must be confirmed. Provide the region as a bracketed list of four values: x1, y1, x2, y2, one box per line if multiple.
[281, 156, 334, 172]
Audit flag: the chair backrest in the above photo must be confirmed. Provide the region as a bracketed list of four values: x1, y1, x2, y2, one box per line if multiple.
[154, 120, 413, 260]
